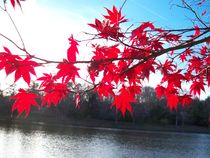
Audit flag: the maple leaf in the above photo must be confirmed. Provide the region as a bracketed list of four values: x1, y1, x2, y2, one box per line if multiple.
[112, 86, 135, 116]
[0, 48, 39, 85]
[155, 85, 166, 98]
[166, 94, 179, 111]
[190, 80, 205, 96]
[161, 70, 186, 89]
[95, 83, 115, 100]
[128, 85, 141, 97]
[67, 35, 79, 62]
[179, 53, 187, 62]
[56, 60, 80, 83]
[157, 59, 176, 75]
[104, 6, 128, 26]
[37, 73, 55, 91]
[189, 56, 202, 73]
[131, 22, 155, 40]
[179, 49, 192, 62]
[139, 59, 156, 80]
[42, 83, 68, 107]
[164, 33, 181, 42]
[14, 56, 39, 85]
[12, 89, 39, 116]
[179, 95, 192, 106]
[200, 46, 207, 56]
[88, 19, 124, 39]
[0, 47, 21, 73]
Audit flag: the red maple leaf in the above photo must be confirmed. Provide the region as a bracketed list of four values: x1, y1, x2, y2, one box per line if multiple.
[0, 47, 19, 73]
[166, 94, 179, 111]
[157, 59, 176, 75]
[67, 35, 79, 62]
[42, 83, 68, 107]
[0, 47, 39, 85]
[104, 6, 128, 26]
[131, 22, 155, 40]
[190, 80, 205, 96]
[179, 94, 192, 106]
[164, 33, 181, 42]
[189, 56, 202, 73]
[200, 46, 207, 56]
[88, 19, 124, 39]
[14, 56, 39, 85]
[56, 59, 80, 83]
[155, 85, 166, 98]
[112, 86, 135, 116]
[95, 83, 115, 99]
[179, 49, 192, 62]
[161, 70, 186, 89]
[12, 89, 39, 116]
[37, 73, 55, 91]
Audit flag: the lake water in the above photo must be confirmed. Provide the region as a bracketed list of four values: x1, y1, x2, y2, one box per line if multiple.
[0, 124, 210, 158]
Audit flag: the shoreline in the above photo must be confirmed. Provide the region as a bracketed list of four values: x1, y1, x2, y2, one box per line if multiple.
[0, 117, 210, 134]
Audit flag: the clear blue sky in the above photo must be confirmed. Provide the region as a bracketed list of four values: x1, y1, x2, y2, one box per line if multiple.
[34, 0, 207, 29]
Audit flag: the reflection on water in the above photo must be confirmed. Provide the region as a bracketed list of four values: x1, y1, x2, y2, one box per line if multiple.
[0, 124, 210, 158]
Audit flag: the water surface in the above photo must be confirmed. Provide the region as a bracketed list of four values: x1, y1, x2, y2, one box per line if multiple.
[0, 124, 209, 158]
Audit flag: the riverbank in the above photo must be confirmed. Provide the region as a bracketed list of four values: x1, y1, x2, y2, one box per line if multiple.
[0, 117, 209, 134]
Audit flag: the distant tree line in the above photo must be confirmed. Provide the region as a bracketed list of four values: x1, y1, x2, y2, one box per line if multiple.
[0, 84, 210, 127]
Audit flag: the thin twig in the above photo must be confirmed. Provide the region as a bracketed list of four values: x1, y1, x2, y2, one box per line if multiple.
[120, 0, 128, 11]
[181, 0, 208, 27]
[4, 5, 26, 49]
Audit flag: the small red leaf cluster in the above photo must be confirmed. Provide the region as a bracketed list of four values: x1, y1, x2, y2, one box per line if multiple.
[2, 34, 80, 116]
[88, 6, 127, 39]
[0, 47, 39, 85]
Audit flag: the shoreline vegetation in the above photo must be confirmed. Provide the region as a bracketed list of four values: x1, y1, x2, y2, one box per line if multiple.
[0, 117, 209, 134]
[0, 86, 210, 134]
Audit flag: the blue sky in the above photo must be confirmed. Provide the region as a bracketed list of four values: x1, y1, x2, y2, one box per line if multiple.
[34, 0, 204, 28]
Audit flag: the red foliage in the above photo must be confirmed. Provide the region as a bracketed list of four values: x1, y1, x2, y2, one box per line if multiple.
[0, 2, 210, 116]
[56, 60, 80, 83]
[67, 35, 79, 62]
[112, 86, 135, 116]
[41, 83, 68, 107]
[104, 6, 128, 26]
[12, 89, 39, 116]
[0, 47, 39, 85]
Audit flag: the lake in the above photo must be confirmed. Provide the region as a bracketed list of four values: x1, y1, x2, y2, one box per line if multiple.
[0, 123, 210, 158]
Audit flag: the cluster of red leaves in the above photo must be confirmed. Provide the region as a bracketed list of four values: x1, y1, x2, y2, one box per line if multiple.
[88, 6, 127, 39]
[87, 5, 210, 115]
[0, 47, 39, 85]
[2, 2, 210, 117]
[37, 36, 80, 108]
[8, 34, 80, 116]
